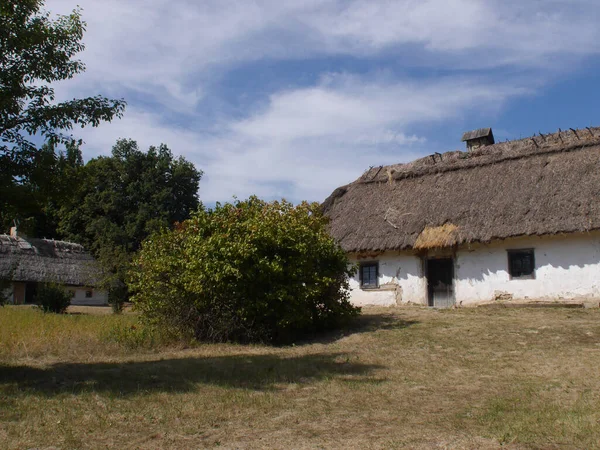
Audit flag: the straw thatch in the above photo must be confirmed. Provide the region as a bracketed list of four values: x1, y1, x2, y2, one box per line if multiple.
[0, 235, 102, 286]
[414, 223, 459, 250]
[322, 127, 600, 253]
[461, 128, 493, 142]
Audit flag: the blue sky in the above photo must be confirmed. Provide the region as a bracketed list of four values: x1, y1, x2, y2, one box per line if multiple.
[47, 0, 600, 204]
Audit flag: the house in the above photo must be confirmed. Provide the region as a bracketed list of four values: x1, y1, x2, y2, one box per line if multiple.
[0, 228, 108, 306]
[322, 127, 600, 307]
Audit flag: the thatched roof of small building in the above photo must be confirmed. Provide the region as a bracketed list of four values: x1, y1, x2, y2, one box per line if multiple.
[322, 127, 600, 253]
[0, 235, 102, 286]
[461, 128, 493, 142]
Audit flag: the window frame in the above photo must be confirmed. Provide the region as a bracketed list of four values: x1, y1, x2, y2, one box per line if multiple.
[85, 290, 93, 298]
[507, 249, 536, 280]
[359, 262, 379, 290]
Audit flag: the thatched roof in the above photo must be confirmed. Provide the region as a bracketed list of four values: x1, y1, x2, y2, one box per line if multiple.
[0, 235, 102, 286]
[322, 127, 600, 253]
[461, 128, 493, 142]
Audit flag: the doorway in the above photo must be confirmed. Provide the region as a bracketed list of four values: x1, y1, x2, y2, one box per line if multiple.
[25, 282, 38, 304]
[426, 258, 454, 308]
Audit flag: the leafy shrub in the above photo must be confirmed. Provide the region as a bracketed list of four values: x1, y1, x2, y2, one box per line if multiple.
[129, 197, 359, 344]
[0, 279, 10, 306]
[108, 283, 127, 314]
[36, 283, 71, 314]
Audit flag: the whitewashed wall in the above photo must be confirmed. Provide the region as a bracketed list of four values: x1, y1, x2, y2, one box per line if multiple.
[348, 252, 426, 306]
[455, 233, 600, 305]
[347, 232, 600, 307]
[0, 283, 108, 305]
[68, 287, 109, 306]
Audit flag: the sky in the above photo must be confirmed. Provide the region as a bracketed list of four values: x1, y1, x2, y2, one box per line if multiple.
[46, 0, 600, 204]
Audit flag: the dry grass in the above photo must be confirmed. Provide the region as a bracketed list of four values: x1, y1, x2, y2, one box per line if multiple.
[67, 305, 121, 315]
[1, 306, 600, 449]
[414, 223, 459, 249]
[0, 306, 173, 363]
[0, 306, 132, 362]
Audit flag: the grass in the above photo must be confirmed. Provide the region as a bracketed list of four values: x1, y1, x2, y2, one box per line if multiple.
[1, 306, 600, 449]
[0, 306, 177, 362]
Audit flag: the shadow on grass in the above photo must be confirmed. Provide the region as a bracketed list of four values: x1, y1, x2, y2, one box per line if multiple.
[0, 352, 382, 397]
[299, 313, 418, 345]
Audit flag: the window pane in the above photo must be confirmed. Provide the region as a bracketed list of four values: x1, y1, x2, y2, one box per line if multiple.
[508, 250, 534, 279]
[361, 263, 377, 287]
[362, 266, 369, 283]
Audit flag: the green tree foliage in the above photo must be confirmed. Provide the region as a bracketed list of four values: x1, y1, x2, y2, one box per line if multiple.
[36, 283, 71, 314]
[0, 279, 10, 306]
[3, 140, 83, 236]
[129, 197, 360, 344]
[59, 139, 202, 307]
[0, 0, 126, 228]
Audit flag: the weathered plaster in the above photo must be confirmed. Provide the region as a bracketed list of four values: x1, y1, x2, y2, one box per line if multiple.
[347, 232, 600, 307]
[2, 282, 108, 306]
[454, 232, 600, 305]
[68, 287, 109, 306]
[348, 252, 426, 306]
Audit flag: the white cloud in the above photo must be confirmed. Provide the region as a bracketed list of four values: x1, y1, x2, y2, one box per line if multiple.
[47, 0, 600, 107]
[71, 108, 204, 161]
[306, 0, 600, 58]
[233, 74, 528, 142]
[75, 74, 527, 203]
[42, 0, 600, 203]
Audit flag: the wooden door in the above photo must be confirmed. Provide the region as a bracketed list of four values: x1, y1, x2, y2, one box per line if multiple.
[427, 258, 455, 308]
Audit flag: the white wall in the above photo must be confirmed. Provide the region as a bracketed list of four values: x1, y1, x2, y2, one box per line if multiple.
[455, 233, 600, 305]
[348, 252, 426, 306]
[347, 232, 600, 307]
[0, 283, 107, 306]
[67, 287, 109, 306]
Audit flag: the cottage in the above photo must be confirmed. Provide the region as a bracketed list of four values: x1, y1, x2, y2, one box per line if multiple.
[0, 228, 108, 306]
[323, 127, 600, 307]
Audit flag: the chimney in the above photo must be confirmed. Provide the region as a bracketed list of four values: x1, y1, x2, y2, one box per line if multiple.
[461, 128, 495, 151]
[10, 226, 18, 238]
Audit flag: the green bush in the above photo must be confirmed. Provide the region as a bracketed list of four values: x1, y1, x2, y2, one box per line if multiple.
[128, 197, 359, 344]
[108, 283, 127, 314]
[0, 279, 10, 306]
[36, 283, 71, 314]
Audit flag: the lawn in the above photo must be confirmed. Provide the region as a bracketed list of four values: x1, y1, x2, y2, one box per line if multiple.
[1, 305, 600, 449]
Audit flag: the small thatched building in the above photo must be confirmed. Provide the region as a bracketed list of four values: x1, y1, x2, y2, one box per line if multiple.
[323, 126, 600, 307]
[0, 229, 108, 306]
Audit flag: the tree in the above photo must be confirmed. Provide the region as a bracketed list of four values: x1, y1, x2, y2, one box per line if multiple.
[0, 0, 126, 229]
[129, 197, 360, 344]
[2, 140, 83, 237]
[59, 139, 202, 309]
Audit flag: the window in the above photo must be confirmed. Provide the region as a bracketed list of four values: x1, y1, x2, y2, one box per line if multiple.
[360, 262, 379, 289]
[85, 290, 93, 298]
[508, 249, 535, 279]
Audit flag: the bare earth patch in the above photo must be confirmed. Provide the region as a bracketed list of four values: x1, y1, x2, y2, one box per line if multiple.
[67, 304, 135, 315]
[1, 306, 600, 449]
